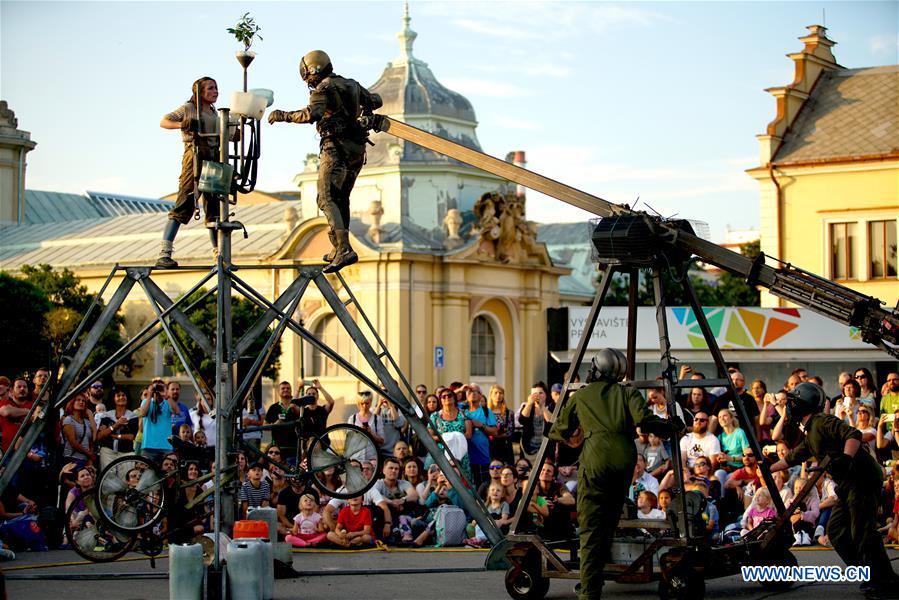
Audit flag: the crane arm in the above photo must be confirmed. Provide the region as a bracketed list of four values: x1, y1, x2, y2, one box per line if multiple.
[361, 115, 899, 358]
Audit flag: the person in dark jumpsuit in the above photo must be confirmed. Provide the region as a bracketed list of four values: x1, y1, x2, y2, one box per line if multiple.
[268, 50, 382, 274]
[769, 382, 898, 599]
[549, 349, 683, 600]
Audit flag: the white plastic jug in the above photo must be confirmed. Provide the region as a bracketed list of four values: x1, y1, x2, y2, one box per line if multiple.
[230, 91, 268, 120]
[226, 540, 262, 600]
[169, 543, 204, 600]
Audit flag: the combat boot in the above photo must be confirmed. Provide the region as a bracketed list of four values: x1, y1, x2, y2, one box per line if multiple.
[322, 231, 337, 263]
[323, 229, 357, 273]
[155, 241, 178, 269]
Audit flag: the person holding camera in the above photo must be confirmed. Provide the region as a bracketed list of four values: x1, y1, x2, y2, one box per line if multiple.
[138, 381, 181, 464]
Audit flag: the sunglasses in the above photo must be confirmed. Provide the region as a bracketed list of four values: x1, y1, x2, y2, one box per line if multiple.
[694, 418, 709, 422]
[90, 384, 103, 389]
[440, 393, 454, 398]
[416, 389, 427, 394]
[489, 465, 504, 470]
[855, 374, 868, 379]
[743, 454, 756, 458]
[696, 461, 710, 467]
[267, 450, 281, 455]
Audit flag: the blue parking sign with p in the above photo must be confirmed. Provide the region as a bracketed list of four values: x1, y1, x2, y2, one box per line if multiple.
[434, 346, 445, 369]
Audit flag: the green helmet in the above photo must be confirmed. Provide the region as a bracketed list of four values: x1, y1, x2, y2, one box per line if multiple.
[586, 348, 628, 383]
[299, 50, 333, 87]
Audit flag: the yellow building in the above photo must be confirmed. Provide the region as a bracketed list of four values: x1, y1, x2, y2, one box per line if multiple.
[748, 25, 898, 308]
[0, 12, 591, 419]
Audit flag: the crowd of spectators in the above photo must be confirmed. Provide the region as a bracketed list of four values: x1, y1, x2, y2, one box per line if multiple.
[0, 366, 896, 560]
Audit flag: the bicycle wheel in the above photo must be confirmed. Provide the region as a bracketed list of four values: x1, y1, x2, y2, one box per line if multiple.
[95, 455, 168, 533]
[308, 424, 380, 499]
[65, 489, 135, 562]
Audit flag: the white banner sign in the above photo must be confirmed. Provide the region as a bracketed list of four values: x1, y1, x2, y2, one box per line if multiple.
[567, 306, 872, 351]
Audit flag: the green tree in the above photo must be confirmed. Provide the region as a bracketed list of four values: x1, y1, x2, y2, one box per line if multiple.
[163, 289, 282, 387]
[597, 239, 761, 307]
[0, 272, 52, 377]
[18, 264, 133, 378]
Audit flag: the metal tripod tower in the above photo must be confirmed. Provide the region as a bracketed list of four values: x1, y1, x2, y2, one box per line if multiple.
[0, 55, 502, 599]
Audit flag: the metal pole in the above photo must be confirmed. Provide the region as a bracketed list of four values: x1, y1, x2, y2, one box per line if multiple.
[650, 267, 691, 538]
[625, 268, 639, 381]
[680, 266, 787, 515]
[509, 266, 616, 534]
[212, 107, 235, 593]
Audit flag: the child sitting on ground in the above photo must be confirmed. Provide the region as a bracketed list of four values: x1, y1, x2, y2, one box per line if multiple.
[636, 490, 665, 520]
[740, 487, 776, 536]
[285, 493, 327, 548]
[463, 481, 512, 547]
[326, 496, 373, 548]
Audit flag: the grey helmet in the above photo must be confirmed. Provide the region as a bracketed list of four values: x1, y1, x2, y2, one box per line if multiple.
[586, 348, 628, 383]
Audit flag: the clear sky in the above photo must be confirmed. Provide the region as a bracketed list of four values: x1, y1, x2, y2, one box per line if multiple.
[2, 1, 896, 241]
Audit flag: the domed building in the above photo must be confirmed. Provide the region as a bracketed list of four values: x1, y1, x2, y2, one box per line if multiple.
[1, 8, 594, 417]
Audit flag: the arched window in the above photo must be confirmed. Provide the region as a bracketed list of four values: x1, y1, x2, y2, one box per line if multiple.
[470, 316, 496, 377]
[309, 315, 356, 377]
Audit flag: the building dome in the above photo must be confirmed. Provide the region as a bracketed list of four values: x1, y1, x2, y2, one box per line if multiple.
[369, 7, 477, 124]
[364, 5, 483, 167]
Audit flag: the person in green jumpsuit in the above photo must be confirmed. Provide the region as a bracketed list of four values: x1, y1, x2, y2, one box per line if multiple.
[769, 382, 898, 599]
[549, 349, 682, 600]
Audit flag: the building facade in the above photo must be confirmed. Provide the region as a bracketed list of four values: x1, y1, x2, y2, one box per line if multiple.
[747, 25, 898, 309]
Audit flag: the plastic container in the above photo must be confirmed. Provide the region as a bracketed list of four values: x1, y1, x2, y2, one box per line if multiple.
[229, 91, 268, 120]
[226, 540, 262, 600]
[247, 506, 278, 541]
[241, 538, 274, 600]
[169, 543, 204, 600]
[248, 88, 275, 108]
[233, 520, 268, 540]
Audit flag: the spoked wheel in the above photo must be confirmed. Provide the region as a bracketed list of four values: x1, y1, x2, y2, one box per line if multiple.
[95, 455, 169, 533]
[65, 489, 135, 562]
[504, 555, 550, 600]
[308, 424, 380, 499]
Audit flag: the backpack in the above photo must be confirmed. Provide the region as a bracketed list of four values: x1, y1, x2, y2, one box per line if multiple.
[433, 504, 466, 547]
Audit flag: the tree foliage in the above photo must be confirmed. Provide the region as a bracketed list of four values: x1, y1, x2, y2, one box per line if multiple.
[601, 240, 761, 307]
[0, 265, 132, 381]
[162, 288, 282, 387]
[0, 272, 52, 377]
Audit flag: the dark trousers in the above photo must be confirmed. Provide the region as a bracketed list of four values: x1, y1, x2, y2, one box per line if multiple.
[828, 483, 897, 585]
[577, 469, 630, 600]
[316, 141, 364, 231]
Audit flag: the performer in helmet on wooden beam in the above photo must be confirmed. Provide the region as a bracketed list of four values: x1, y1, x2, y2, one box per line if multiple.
[268, 50, 383, 274]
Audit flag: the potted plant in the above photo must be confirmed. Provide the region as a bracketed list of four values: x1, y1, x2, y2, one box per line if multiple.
[228, 12, 262, 66]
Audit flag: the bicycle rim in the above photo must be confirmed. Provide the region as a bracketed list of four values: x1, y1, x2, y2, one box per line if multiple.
[309, 424, 379, 498]
[96, 455, 167, 533]
[66, 492, 135, 562]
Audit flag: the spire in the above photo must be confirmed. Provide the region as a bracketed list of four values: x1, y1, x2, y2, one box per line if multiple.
[395, 1, 418, 65]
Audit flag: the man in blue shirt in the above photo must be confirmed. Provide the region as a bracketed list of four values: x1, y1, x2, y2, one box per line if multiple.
[464, 384, 497, 488]
[167, 381, 193, 436]
[139, 382, 182, 464]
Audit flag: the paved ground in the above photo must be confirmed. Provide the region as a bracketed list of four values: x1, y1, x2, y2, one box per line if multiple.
[3, 545, 897, 599]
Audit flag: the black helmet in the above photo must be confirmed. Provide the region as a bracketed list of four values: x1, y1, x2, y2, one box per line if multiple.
[785, 382, 825, 421]
[586, 348, 627, 383]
